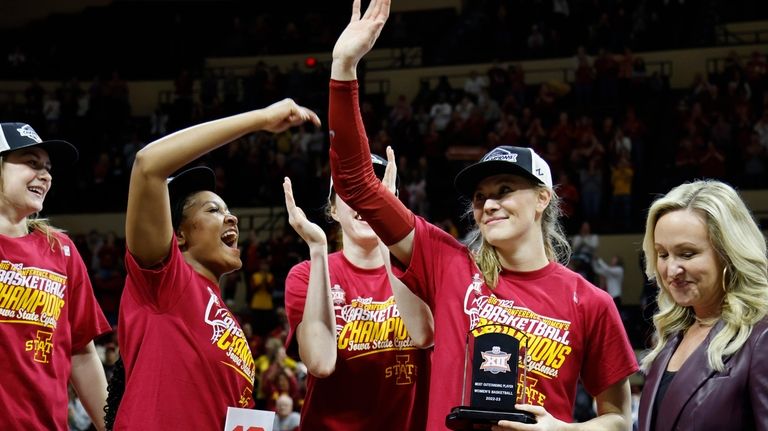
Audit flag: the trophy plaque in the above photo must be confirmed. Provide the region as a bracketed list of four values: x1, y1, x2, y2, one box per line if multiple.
[445, 324, 536, 430]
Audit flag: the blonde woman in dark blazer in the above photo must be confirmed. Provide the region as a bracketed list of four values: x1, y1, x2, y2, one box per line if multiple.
[638, 180, 768, 431]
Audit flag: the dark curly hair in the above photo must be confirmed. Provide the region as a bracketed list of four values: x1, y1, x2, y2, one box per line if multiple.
[104, 357, 125, 430]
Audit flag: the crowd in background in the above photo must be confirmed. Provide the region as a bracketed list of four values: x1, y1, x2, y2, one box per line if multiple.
[1, 0, 764, 79]
[2, 1, 768, 429]
[3, 45, 768, 236]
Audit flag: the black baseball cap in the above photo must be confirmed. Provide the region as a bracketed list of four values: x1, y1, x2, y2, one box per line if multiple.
[454, 146, 553, 198]
[167, 166, 216, 229]
[328, 153, 399, 200]
[0, 122, 78, 166]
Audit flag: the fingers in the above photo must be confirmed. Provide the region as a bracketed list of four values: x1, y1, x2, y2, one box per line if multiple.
[283, 177, 298, 218]
[385, 145, 395, 165]
[303, 107, 322, 126]
[514, 403, 543, 415]
[363, 0, 390, 22]
[382, 146, 397, 193]
[351, 0, 361, 22]
[283, 177, 294, 205]
[372, 0, 391, 22]
[284, 99, 321, 127]
[283, 177, 308, 228]
[361, 0, 374, 20]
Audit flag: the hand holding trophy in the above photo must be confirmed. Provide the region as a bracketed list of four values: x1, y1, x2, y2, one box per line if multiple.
[446, 323, 536, 429]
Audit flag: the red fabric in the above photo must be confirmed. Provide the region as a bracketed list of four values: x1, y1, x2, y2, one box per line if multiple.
[328, 79, 414, 245]
[398, 217, 639, 430]
[285, 252, 430, 431]
[0, 231, 110, 430]
[115, 237, 255, 430]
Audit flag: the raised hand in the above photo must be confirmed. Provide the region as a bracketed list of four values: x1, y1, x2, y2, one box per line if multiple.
[331, 0, 391, 80]
[283, 177, 327, 249]
[261, 98, 321, 134]
[382, 146, 398, 195]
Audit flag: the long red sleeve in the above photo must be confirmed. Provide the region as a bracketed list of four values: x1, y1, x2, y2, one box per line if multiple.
[328, 79, 414, 245]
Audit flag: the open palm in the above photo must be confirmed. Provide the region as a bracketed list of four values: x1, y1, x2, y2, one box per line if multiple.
[283, 177, 327, 247]
[332, 0, 390, 65]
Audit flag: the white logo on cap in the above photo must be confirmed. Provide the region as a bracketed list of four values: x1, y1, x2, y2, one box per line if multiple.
[16, 125, 43, 143]
[483, 147, 518, 163]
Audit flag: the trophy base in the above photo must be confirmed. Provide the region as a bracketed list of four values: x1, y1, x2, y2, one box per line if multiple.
[445, 406, 536, 430]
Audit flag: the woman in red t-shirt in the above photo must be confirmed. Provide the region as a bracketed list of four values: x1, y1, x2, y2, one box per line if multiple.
[103, 100, 319, 430]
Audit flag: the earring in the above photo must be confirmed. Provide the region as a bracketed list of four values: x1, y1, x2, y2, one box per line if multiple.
[721, 266, 728, 294]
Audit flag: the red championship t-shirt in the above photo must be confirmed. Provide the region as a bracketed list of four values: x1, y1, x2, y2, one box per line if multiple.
[0, 231, 110, 430]
[115, 237, 255, 430]
[285, 251, 430, 431]
[399, 217, 639, 431]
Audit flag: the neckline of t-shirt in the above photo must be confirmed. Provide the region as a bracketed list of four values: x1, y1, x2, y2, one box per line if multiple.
[499, 261, 557, 280]
[336, 251, 387, 276]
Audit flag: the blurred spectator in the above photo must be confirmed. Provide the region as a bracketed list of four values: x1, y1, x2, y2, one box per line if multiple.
[700, 141, 727, 179]
[429, 94, 453, 132]
[573, 46, 595, 106]
[463, 70, 488, 99]
[571, 221, 599, 260]
[592, 254, 625, 307]
[609, 153, 634, 231]
[67, 385, 92, 431]
[556, 171, 580, 233]
[7, 45, 27, 70]
[579, 157, 604, 223]
[250, 261, 276, 334]
[754, 110, 768, 150]
[594, 48, 619, 103]
[273, 394, 300, 431]
[527, 24, 546, 57]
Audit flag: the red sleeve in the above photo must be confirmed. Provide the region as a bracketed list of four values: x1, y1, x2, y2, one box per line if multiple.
[123, 236, 191, 312]
[580, 285, 639, 395]
[328, 79, 414, 245]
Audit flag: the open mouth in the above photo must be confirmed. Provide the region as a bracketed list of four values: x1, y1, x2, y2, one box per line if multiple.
[27, 186, 45, 197]
[221, 230, 238, 247]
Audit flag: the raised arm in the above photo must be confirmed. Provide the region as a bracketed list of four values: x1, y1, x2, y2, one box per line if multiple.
[282, 178, 337, 377]
[126, 99, 320, 267]
[379, 146, 433, 347]
[329, 0, 416, 265]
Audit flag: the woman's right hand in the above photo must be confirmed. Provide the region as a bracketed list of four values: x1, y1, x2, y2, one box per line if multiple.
[283, 177, 327, 249]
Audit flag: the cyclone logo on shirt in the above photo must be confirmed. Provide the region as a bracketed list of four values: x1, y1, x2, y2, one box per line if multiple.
[463, 273, 492, 330]
[203, 287, 256, 384]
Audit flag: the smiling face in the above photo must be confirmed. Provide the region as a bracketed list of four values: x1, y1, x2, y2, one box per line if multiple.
[331, 195, 379, 247]
[653, 209, 725, 316]
[177, 190, 241, 278]
[471, 174, 550, 249]
[0, 147, 52, 218]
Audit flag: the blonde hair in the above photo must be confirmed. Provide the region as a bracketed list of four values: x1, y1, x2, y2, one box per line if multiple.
[464, 185, 571, 288]
[0, 155, 64, 250]
[641, 180, 768, 372]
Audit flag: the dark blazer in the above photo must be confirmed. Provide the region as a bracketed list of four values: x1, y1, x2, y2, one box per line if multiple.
[638, 319, 768, 431]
